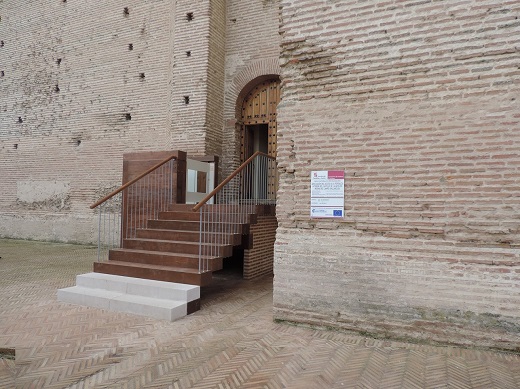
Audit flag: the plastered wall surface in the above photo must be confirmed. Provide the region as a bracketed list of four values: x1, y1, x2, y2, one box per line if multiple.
[274, 0, 520, 349]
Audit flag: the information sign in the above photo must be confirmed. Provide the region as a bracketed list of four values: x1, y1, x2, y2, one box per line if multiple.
[310, 170, 345, 218]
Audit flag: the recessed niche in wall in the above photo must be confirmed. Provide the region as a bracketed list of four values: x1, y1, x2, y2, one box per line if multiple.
[124, 7, 129, 16]
[125, 113, 132, 120]
[184, 96, 190, 104]
[186, 12, 193, 21]
[139, 72, 145, 79]
[186, 51, 191, 57]
[57, 58, 62, 66]
[55, 85, 60, 92]
[18, 117, 23, 123]
[0, 41, 4, 48]
[128, 43, 133, 50]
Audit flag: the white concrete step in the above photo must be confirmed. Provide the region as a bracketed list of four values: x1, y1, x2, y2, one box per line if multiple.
[57, 272, 200, 321]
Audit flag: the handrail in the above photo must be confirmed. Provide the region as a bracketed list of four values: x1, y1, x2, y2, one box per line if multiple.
[90, 154, 178, 209]
[192, 151, 275, 212]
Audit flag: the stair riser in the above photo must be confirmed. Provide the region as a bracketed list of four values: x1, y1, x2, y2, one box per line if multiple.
[175, 204, 271, 212]
[158, 211, 255, 224]
[94, 262, 213, 287]
[136, 229, 243, 246]
[123, 239, 233, 257]
[136, 229, 199, 242]
[148, 220, 249, 234]
[109, 250, 223, 271]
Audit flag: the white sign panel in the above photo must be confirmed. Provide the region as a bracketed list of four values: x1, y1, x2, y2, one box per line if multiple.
[310, 170, 344, 218]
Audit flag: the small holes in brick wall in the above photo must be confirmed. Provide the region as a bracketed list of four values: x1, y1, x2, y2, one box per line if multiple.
[62, 0, 67, 3]
[139, 72, 145, 79]
[123, 7, 129, 16]
[0, 41, 4, 48]
[186, 12, 193, 21]
[14, 144, 18, 149]
[186, 51, 191, 57]
[125, 113, 132, 120]
[128, 43, 133, 51]
[57, 58, 62, 66]
[76, 139, 81, 146]
[17, 117, 23, 123]
[184, 96, 190, 104]
[1, 71, 4, 77]
[55, 84, 60, 92]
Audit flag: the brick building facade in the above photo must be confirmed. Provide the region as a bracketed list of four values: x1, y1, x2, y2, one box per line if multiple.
[1, 0, 519, 349]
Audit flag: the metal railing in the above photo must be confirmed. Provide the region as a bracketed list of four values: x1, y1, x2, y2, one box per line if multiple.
[90, 155, 178, 261]
[193, 152, 277, 272]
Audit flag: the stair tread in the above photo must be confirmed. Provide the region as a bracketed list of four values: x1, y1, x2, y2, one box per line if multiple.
[99, 260, 211, 274]
[154, 219, 246, 223]
[137, 228, 238, 234]
[125, 238, 231, 247]
[111, 248, 217, 260]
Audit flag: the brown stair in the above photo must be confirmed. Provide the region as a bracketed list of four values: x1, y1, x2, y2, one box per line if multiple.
[93, 204, 257, 286]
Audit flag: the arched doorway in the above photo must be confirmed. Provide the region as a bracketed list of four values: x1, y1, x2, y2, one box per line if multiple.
[240, 78, 281, 162]
[239, 78, 281, 201]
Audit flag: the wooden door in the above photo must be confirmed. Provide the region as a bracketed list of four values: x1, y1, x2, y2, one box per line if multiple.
[240, 79, 280, 202]
[240, 79, 281, 162]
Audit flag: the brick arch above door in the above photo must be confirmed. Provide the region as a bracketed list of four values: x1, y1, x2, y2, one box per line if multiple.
[227, 58, 282, 120]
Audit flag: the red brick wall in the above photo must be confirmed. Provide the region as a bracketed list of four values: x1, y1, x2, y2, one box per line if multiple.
[274, 0, 520, 350]
[244, 215, 278, 280]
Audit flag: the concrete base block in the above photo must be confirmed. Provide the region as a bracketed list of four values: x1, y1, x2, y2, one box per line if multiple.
[58, 272, 200, 321]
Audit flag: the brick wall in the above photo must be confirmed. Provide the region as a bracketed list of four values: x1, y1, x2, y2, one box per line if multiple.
[0, 1, 180, 242]
[220, 0, 281, 177]
[170, 0, 226, 157]
[244, 215, 278, 280]
[0, 0, 281, 242]
[274, 0, 520, 350]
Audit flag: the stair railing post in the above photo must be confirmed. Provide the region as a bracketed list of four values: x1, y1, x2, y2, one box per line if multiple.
[198, 207, 202, 273]
[97, 205, 102, 261]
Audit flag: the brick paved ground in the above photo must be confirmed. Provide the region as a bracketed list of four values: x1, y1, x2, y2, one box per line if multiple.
[1, 238, 519, 388]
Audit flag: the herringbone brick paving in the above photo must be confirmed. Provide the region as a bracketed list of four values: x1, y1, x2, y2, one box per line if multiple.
[1, 239, 519, 388]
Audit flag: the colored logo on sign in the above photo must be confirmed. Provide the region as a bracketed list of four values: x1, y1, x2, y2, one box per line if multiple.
[333, 210, 343, 217]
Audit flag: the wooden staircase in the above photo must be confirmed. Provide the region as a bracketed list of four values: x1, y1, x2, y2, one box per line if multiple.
[93, 204, 257, 287]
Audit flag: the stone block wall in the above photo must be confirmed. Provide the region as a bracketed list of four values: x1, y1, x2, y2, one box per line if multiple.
[274, 0, 520, 350]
